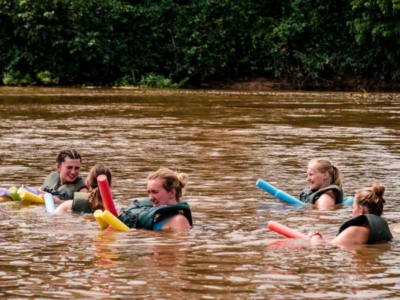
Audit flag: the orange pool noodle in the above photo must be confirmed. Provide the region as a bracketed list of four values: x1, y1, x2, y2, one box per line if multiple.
[267, 221, 309, 239]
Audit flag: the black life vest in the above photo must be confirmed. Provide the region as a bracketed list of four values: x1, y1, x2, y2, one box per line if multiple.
[299, 185, 344, 204]
[118, 198, 193, 230]
[338, 214, 393, 244]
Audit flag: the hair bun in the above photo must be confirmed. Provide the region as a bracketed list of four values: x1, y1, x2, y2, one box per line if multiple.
[371, 183, 385, 197]
[177, 172, 188, 188]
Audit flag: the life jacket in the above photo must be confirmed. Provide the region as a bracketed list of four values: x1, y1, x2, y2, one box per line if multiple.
[118, 198, 193, 230]
[71, 192, 93, 214]
[338, 214, 393, 244]
[299, 185, 343, 204]
[42, 172, 86, 201]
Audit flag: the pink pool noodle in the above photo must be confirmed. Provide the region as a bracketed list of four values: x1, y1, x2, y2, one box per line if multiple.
[97, 174, 118, 217]
[267, 221, 309, 239]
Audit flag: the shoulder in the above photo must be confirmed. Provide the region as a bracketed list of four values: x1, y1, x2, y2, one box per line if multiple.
[315, 191, 336, 208]
[163, 214, 191, 231]
[332, 225, 370, 245]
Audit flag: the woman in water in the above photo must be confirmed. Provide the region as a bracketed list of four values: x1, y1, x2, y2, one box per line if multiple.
[310, 183, 392, 245]
[118, 167, 192, 232]
[299, 158, 343, 209]
[40, 149, 87, 203]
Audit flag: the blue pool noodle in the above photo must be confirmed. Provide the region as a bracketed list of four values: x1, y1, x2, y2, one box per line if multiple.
[256, 179, 305, 206]
[342, 196, 354, 206]
[44, 193, 55, 213]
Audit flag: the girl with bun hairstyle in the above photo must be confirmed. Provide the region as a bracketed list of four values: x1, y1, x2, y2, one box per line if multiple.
[310, 184, 393, 245]
[118, 167, 193, 232]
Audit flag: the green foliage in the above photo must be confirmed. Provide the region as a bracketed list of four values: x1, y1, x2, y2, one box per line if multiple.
[139, 73, 187, 89]
[3, 70, 32, 86]
[0, 0, 400, 88]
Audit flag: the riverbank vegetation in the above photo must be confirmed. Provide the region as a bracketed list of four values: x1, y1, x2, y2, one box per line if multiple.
[1, 0, 399, 90]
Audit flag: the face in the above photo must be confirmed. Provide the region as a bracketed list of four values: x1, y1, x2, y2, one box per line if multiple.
[306, 163, 329, 191]
[147, 179, 176, 207]
[352, 196, 366, 216]
[57, 157, 81, 184]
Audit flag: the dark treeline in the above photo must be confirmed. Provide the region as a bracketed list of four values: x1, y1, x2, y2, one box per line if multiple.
[0, 0, 399, 89]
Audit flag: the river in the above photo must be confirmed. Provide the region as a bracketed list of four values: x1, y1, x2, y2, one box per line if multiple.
[0, 87, 399, 299]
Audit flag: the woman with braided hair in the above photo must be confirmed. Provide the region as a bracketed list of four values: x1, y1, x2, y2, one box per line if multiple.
[40, 149, 88, 203]
[310, 183, 393, 245]
[53, 164, 112, 215]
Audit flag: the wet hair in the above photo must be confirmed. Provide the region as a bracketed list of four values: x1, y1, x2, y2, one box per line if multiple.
[147, 167, 188, 202]
[309, 158, 342, 187]
[355, 183, 386, 216]
[86, 164, 112, 211]
[56, 149, 82, 165]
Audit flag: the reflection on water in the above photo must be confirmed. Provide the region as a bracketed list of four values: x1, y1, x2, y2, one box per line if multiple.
[0, 87, 400, 298]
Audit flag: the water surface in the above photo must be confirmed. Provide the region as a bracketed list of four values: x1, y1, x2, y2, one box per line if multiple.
[0, 87, 400, 299]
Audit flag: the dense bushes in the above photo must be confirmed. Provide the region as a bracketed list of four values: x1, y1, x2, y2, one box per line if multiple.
[0, 0, 399, 88]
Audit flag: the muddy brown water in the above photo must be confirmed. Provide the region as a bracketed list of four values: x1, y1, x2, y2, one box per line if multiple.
[0, 87, 400, 299]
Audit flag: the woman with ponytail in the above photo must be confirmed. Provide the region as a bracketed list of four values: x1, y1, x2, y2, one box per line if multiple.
[299, 158, 344, 209]
[310, 184, 393, 245]
[53, 164, 112, 215]
[118, 167, 193, 231]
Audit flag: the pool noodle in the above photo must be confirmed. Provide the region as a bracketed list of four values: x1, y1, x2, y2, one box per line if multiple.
[8, 186, 21, 201]
[100, 210, 130, 232]
[44, 193, 55, 212]
[256, 179, 305, 205]
[18, 188, 45, 204]
[94, 209, 109, 230]
[23, 185, 41, 195]
[97, 175, 118, 217]
[0, 189, 13, 200]
[267, 221, 309, 239]
[342, 196, 354, 205]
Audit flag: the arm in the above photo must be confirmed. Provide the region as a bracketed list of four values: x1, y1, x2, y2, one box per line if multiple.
[53, 200, 73, 215]
[310, 226, 370, 246]
[162, 214, 191, 232]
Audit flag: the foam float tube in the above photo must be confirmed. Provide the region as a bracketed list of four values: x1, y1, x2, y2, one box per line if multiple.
[94, 209, 109, 230]
[256, 179, 305, 205]
[44, 193, 55, 212]
[342, 196, 354, 206]
[97, 175, 118, 217]
[0, 189, 13, 200]
[267, 220, 309, 239]
[22, 185, 41, 195]
[18, 188, 45, 204]
[8, 186, 21, 201]
[100, 210, 130, 232]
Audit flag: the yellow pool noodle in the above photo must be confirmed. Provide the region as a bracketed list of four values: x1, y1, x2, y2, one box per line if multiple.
[101, 210, 131, 232]
[94, 209, 109, 230]
[19, 188, 45, 204]
[8, 186, 21, 201]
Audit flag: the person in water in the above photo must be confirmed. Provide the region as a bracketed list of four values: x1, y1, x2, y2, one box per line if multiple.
[299, 158, 343, 208]
[118, 167, 193, 232]
[40, 149, 88, 204]
[310, 183, 393, 245]
[53, 164, 112, 214]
